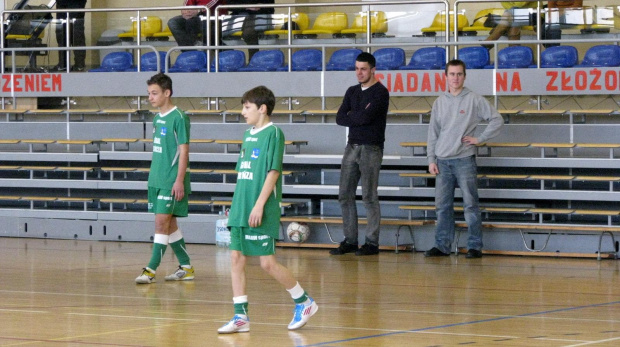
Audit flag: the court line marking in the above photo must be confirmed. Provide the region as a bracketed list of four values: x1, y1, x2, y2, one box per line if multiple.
[60, 313, 589, 344]
[387, 309, 620, 323]
[66, 312, 202, 322]
[299, 324, 590, 343]
[0, 336, 145, 347]
[304, 300, 620, 347]
[563, 337, 620, 347]
[0, 320, 202, 347]
[2, 289, 617, 345]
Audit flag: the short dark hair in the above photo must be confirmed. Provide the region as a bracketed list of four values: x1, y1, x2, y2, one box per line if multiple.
[445, 59, 467, 76]
[356, 52, 376, 69]
[242, 85, 275, 116]
[147, 73, 173, 96]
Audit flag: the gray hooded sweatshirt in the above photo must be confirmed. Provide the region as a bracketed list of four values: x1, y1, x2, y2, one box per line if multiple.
[427, 87, 504, 164]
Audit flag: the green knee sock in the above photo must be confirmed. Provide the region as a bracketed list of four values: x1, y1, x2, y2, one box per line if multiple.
[170, 238, 190, 266]
[147, 242, 167, 271]
[169, 230, 190, 266]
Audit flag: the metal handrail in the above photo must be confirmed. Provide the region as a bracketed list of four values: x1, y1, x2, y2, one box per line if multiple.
[1, 5, 209, 72]
[1, 2, 450, 76]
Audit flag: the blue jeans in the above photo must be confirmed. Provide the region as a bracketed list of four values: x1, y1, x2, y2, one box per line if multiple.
[339, 144, 383, 246]
[434, 156, 482, 253]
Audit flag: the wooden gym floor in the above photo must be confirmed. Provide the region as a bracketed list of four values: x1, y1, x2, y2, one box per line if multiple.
[0, 237, 618, 347]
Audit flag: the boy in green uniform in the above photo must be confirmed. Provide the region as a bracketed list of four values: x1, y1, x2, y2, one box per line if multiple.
[218, 86, 318, 333]
[135, 73, 194, 284]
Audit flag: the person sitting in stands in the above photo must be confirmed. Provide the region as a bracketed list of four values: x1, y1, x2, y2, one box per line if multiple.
[168, 0, 225, 49]
[226, 1, 275, 59]
[483, 2, 538, 47]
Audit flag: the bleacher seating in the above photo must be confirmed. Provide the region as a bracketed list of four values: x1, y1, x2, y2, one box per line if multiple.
[458, 46, 490, 69]
[532, 45, 578, 68]
[400, 141, 620, 159]
[2, 105, 620, 256]
[575, 44, 620, 67]
[299, 12, 348, 38]
[485, 46, 533, 69]
[237, 49, 284, 72]
[89, 52, 134, 72]
[325, 48, 362, 71]
[399, 47, 446, 70]
[373, 47, 405, 70]
[277, 49, 322, 71]
[205, 50, 246, 72]
[151, 25, 172, 41]
[125, 51, 167, 72]
[461, 8, 505, 36]
[421, 11, 469, 36]
[340, 11, 388, 37]
[117, 16, 162, 41]
[263, 13, 310, 37]
[168, 51, 207, 72]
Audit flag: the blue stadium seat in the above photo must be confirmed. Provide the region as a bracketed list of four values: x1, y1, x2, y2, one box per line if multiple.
[530, 45, 578, 68]
[485, 46, 533, 69]
[125, 51, 167, 72]
[168, 51, 207, 73]
[238, 49, 285, 72]
[575, 45, 620, 67]
[204, 50, 246, 72]
[399, 47, 446, 70]
[458, 46, 489, 69]
[325, 48, 362, 71]
[373, 47, 406, 70]
[89, 52, 133, 72]
[277, 49, 322, 71]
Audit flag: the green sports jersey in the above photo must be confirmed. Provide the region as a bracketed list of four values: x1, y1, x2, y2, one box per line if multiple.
[147, 106, 191, 193]
[228, 122, 285, 238]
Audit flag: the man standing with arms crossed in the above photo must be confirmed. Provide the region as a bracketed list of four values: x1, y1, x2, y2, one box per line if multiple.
[330, 52, 389, 256]
[425, 59, 503, 259]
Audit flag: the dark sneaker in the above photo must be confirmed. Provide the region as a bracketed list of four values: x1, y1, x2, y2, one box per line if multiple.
[424, 247, 450, 257]
[71, 65, 85, 72]
[466, 249, 483, 258]
[355, 243, 379, 256]
[329, 241, 358, 255]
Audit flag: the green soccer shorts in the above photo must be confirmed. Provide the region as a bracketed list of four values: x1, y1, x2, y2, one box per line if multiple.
[148, 187, 188, 217]
[229, 226, 276, 256]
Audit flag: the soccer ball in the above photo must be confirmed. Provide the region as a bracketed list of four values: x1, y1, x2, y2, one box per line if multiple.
[286, 222, 310, 243]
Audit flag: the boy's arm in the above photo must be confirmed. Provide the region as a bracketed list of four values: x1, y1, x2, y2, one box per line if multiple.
[248, 169, 280, 228]
[172, 143, 189, 201]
